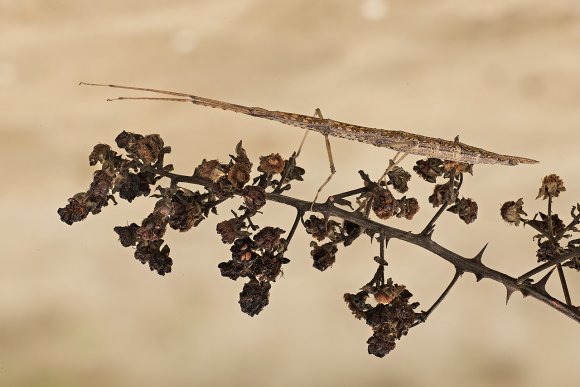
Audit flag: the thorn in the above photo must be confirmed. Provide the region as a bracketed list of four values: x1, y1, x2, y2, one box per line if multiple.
[474, 272, 484, 282]
[532, 268, 555, 294]
[472, 243, 489, 263]
[505, 286, 517, 305]
[421, 224, 435, 238]
[454, 135, 460, 144]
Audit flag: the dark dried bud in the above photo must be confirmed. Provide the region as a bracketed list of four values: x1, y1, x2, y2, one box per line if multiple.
[239, 279, 271, 316]
[89, 144, 112, 166]
[448, 198, 478, 224]
[216, 219, 241, 244]
[367, 327, 397, 358]
[114, 223, 139, 247]
[114, 171, 154, 202]
[310, 242, 338, 271]
[536, 240, 561, 263]
[387, 166, 411, 193]
[304, 215, 331, 241]
[58, 195, 90, 225]
[258, 153, 285, 174]
[227, 163, 252, 189]
[134, 240, 172, 275]
[196, 159, 225, 182]
[372, 188, 396, 220]
[396, 197, 420, 220]
[115, 131, 142, 149]
[168, 191, 204, 232]
[536, 174, 566, 200]
[253, 227, 285, 251]
[133, 134, 164, 165]
[148, 244, 172, 276]
[413, 158, 445, 183]
[254, 251, 289, 282]
[218, 260, 248, 280]
[89, 169, 114, 198]
[243, 185, 266, 211]
[230, 237, 255, 261]
[500, 198, 527, 226]
[342, 220, 362, 247]
[344, 291, 370, 319]
[428, 184, 452, 207]
[137, 212, 168, 241]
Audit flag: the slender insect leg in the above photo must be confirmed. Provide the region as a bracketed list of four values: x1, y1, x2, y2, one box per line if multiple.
[378, 152, 408, 183]
[311, 109, 336, 208]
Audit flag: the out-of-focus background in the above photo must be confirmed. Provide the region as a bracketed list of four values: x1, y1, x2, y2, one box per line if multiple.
[1, 0, 579, 386]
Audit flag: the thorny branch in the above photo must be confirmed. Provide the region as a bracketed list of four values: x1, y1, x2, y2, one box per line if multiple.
[58, 132, 579, 358]
[150, 165, 580, 323]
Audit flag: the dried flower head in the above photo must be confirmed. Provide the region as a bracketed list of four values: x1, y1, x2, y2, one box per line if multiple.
[448, 198, 478, 224]
[429, 184, 452, 207]
[216, 219, 242, 244]
[500, 198, 527, 226]
[413, 158, 445, 183]
[258, 153, 285, 174]
[396, 197, 420, 220]
[536, 174, 566, 200]
[253, 227, 285, 251]
[196, 159, 225, 182]
[304, 215, 340, 241]
[387, 166, 411, 193]
[239, 279, 271, 316]
[344, 291, 370, 320]
[134, 240, 173, 275]
[310, 241, 338, 271]
[58, 194, 90, 225]
[536, 240, 561, 263]
[114, 223, 140, 247]
[372, 188, 396, 219]
[89, 144, 112, 166]
[227, 163, 252, 189]
[243, 185, 266, 212]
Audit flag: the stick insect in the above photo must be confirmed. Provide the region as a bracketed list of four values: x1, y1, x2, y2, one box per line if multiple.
[80, 82, 538, 203]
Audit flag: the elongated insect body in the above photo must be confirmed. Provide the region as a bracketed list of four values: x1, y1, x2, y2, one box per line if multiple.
[80, 82, 538, 166]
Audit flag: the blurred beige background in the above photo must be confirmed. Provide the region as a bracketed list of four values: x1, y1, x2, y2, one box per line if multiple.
[1, 0, 579, 386]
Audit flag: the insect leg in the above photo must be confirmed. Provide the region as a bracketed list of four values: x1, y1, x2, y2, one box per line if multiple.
[310, 109, 336, 209]
[378, 152, 408, 183]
